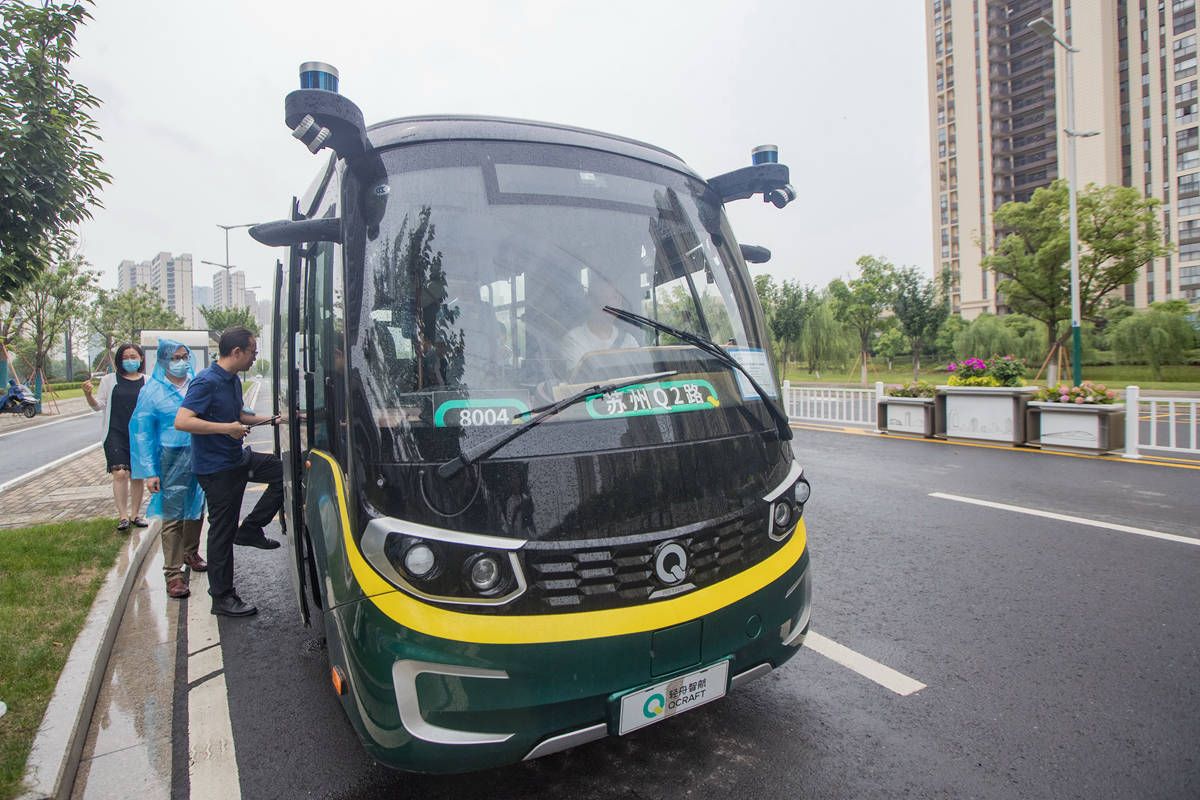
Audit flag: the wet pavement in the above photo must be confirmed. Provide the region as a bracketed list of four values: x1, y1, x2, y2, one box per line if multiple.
[70, 544, 176, 800]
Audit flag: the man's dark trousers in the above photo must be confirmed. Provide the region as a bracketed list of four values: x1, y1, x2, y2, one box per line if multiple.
[197, 450, 283, 598]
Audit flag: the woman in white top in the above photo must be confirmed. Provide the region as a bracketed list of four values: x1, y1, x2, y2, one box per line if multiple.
[82, 343, 148, 531]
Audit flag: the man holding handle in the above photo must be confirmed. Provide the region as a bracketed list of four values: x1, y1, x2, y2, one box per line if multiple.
[175, 326, 283, 617]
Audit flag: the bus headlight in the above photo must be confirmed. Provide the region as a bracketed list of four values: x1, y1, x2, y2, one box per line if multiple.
[465, 553, 504, 595]
[772, 501, 793, 530]
[403, 542, 438, 580]
[363, 519, 528, 606]
[794, 476, 811, 507]
[766, 467, 811, 542]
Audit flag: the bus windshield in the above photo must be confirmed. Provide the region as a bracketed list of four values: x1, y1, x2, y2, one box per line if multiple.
[348, 140, 776, 452]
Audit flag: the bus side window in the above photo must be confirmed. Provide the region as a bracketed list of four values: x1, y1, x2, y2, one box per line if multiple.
[309, 214, 345, 457]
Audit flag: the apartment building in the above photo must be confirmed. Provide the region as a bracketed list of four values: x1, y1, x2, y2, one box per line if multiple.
[116, 259, 152, 292]
[150, 251, 195, 327]
[213, 268, 246, 311]
[115, 251, 196, 325]
[926, 0, 1200, 319]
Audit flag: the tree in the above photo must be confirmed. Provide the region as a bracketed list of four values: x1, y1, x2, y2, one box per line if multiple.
[768, 280, 809, 376]
[89, 286, 185, 359]
[0, 1, 110, 301]
[953, 314, 1018, 361]
[891, 266, 949, 381]
[800, 293, 852, 377]
[0, 299, 30, 384]
[10, 250, 96, 397]
[983, 181, 1170, 377]
[874, 327, 905, 372]
[198, 305, 261, 337]
[828, 255, 896, 384]
[1112, 310, 1197, 380]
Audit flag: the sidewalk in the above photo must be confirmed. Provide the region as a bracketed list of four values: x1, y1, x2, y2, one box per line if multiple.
[0, 446, 130, 530]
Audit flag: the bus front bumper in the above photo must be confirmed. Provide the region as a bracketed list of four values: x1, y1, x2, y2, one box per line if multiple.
[325, 551, 810, 773]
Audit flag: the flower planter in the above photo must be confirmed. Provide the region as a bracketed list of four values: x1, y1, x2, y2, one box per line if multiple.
[877, 396, 938, 437]
[938, 385, 1039, 446]
[1025, 402, 1126, 454]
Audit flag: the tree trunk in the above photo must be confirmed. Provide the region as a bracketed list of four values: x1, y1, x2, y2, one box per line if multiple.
[860, 350, 868, 386]
[911, 346, 921, 383]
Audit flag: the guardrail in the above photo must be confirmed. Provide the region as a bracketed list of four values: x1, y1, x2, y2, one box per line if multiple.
[1123, 386, 1200, 458]
[781, 381, 878, 427]
[782, 381, 1200, 460]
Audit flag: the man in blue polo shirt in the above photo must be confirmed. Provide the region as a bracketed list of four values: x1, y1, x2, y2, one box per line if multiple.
[175, 327, 282, 617]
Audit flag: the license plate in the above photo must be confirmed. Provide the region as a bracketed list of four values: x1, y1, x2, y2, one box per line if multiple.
[616, 661, 730, 735]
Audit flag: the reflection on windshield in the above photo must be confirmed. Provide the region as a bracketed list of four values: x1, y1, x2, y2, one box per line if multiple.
[352, 141, 770, 448]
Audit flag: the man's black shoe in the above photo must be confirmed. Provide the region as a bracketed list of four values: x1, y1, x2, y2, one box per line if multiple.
[211, 594, 258, 617]
[234, 530, 281, 550]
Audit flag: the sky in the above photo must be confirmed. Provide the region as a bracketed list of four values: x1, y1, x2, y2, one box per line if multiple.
[72, 0, 932, 299]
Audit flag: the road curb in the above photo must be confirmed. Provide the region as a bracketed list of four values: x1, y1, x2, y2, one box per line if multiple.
[17, 519, 162, 800]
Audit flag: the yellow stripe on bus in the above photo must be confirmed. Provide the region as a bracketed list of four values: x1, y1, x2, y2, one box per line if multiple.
[310, 450, 808, 645]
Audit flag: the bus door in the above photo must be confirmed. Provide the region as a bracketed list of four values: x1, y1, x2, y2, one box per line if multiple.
[282, 199, 313, 624]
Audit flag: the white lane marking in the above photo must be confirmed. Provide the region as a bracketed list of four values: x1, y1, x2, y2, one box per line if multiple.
[0, 410, 91, 439]
[186, 541, 242, 800]
[0, 441, 101, 495]
[805, 632, 927, 696]
[930, 492, 1200, 547]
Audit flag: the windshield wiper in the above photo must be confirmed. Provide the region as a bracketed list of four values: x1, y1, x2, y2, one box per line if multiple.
[437, 370, 678, 479]
[603, 305, 793, 441]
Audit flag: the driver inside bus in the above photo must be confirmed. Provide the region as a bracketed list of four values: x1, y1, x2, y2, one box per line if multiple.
[559, 272, 638, 369]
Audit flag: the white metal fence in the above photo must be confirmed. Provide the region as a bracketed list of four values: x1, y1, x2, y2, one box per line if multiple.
[781, 381, 1200, 459]
[781, 381, 878, 427]
[1123, 386, 1200, 458]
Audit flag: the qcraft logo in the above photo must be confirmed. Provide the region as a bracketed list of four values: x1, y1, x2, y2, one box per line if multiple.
[653, 542, 688, 586]
[643, 693, 666, 719]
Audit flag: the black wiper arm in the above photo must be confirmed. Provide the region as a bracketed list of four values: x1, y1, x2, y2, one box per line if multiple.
[603, 305, 793, 441]
[437, 370, 678, 479]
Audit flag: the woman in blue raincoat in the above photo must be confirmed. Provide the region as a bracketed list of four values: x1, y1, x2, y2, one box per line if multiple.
[130, 339, 207, 598]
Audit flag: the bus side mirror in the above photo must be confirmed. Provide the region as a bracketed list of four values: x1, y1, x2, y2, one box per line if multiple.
[740, 244, 772, 264]
[250, 217, 342, 247]
[707, 163, 796, 208]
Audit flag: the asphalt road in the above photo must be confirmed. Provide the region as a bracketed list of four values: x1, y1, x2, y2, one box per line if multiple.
[188, 406, 1200, 800]
[0, 412, 96, 486]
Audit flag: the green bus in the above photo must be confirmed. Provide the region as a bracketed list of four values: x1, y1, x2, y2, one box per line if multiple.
[251, 62, 812, 773]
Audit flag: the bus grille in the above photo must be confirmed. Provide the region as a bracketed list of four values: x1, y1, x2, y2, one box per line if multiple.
[522, 515, 776, 612]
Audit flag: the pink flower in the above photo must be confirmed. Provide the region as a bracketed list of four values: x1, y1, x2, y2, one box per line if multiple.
[1059, 395, 1070, 403]
[1074, 397, 1085, 404]
[1096, 384, 1106, 391]
[1106, 390, 1116, 398]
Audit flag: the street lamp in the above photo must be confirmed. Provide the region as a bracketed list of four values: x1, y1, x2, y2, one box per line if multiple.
[1028, 16, 1099, 387]
[212, 222, 258, 273]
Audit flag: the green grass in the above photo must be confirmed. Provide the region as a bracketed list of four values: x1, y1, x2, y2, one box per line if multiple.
[0, 519, 124, 800]
[782, 363, 1200, 392]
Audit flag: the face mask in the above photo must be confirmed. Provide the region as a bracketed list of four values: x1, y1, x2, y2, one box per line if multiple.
[167, 360, 190, 377]
[122, 359, 141, 373]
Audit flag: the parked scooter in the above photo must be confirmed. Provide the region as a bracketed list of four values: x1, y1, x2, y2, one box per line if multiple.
[0, 379, 38, 418]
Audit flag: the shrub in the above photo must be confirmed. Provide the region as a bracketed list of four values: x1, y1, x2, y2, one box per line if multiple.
[945, 354, 1026, 387]
[885, 381, 938, 398]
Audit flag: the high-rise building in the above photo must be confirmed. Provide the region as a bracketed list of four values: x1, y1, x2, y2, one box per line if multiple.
[117, 259, 152, 292]
[150, 252, 194, 326]
[213, 269, 246, 310]
[926, 0, 1200, 319]
[193, 285, 213, 310]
